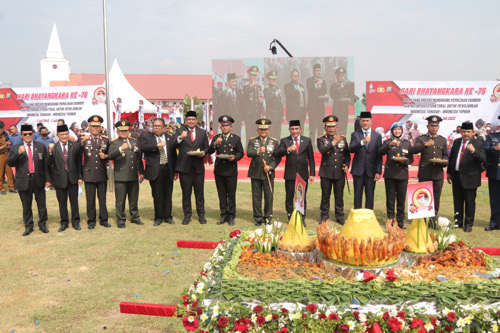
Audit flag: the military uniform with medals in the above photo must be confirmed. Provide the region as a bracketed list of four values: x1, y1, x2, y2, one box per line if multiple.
[108, 120, 144, 228]
[247, 119, 281, 225]
[411, 115, 448, 217]
[242, 66, 264, 123]
[81, 115, 110, 229]
[330, 67, 354, 134]
[263, 70, 284, 140]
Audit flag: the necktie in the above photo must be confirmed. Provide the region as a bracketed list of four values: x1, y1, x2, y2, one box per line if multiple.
[295, 138, 299, 153]
[458, 140, 467, 169]
[296, 84, 304, 108]
[364, 131, 369, 147]
[232, 89, 236, 103]
[63, 143, 68, 171]
[158, 136, 167, 164]
[27, 143, 34, 173]
[190, 130, 195, 142]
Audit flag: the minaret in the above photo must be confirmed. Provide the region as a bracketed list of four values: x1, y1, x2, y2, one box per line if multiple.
[40, 23, 70, 87]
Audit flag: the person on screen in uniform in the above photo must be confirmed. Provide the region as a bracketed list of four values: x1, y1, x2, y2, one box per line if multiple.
[284, 69, 306, 129]
[242, 66, 264, 128]
[306, 63, 328, 142]
[221, 73, 243, 137]
[330, 67, 354, 134]
[411, 115, 448, 225]
[263, 70, 284, 141]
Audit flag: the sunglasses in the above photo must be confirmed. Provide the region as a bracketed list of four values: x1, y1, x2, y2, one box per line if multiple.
[22, 133, 33, 137]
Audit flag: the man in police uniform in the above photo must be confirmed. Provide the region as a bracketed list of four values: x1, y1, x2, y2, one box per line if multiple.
[263, 70, 283, 141]
[242, 66, 264, 128]
[221, 73, 244, 137]
[411, 115, 448, 220]
[47, 124, 83, 231]
[317, 115, 350, 224]
[330, 67, 354, 135]
[108, 120, 144, 228]
[80, 115, 110, 229]
[208, 115, 244, 226]
[284, 69, 306, 129]
[306, 63, 328, 141]
[484, 115, 500, 231]
[7, 124, 51, 236]
[247, 119, 281, 225]
[276, 120, 315, 224]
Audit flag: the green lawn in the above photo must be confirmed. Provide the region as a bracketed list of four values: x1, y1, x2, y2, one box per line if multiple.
[0, 179, 497, 332]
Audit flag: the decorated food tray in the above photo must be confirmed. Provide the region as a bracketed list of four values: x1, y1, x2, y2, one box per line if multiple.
[430, 158, 447, 164]
[217, 154, 232, 159]
[392, 156, 408, 162]
[187, 151, 201, 156]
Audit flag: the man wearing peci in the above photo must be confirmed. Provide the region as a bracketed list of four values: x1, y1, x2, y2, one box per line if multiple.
[484, 115, 500, 231]
[317, 115, 350, 225]
[175, 111, 210, 225]
[108, 120, 145, 228]
[446, 121, 486, 232]
[349, 111, 382, 210]
[7, 124, 51, 236]
[47, 124, 83, 232]
[207, 115, 244, 226]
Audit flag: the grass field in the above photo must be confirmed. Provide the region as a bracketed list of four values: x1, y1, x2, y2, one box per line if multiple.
[0, 179, 498, 332]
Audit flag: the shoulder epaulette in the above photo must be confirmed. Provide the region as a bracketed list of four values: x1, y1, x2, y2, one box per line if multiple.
[249, 136, 258, 140]
[111, 138, 118, 142]
[129, 137, 137, 141]
[101, 135, 108, 139]
[270, 137, 278, 141]
[317, 134, 326, 139]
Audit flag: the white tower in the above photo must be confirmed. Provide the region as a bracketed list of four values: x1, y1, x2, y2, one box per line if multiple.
[40, 23, 70, 87]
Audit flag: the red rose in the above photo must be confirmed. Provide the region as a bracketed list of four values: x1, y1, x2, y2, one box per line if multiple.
[397, 311, 406, 320]
[329, 313, 339, 321]
[362, 270, 378, 282]
[280, 329, 289, 333]
[257, 315, 266, 326]
[447, 312, 457, 322]
[254, 305, 264, 313]
[353, 311, 360, 320]
[192, 300, 199, 308]
[306, 303, 318, 314]
[302, 314, 307, 319]
[182, 316, 199, 332]
[383, 312, 390, 321]
[234, 318, 251, 332]
[340, 323, 350, 332]
[281, 308, 289, 314]
[387, 317, 403, 332]
[272, 314, 279, 320]
[410, 318, 424, 329]
[444, 325, 453, 332]
[385, 269, 398, 282]
[218, 316, 229, 328]
[319, 313, 327, 320]
[196, 307, 203, 316]
[431, 317, 439, 327]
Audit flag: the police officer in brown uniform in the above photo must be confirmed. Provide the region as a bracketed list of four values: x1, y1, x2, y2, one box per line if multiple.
[207, 115, 244, 226]
[247, 119, 281, 225]
[411, 115, 448, 221]
[80, 115, 110, 229]
[108, 120, 145, 228]
[317, 116, 350, 225]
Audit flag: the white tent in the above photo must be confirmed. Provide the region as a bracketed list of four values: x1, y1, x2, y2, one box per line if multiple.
[107, 59, 156, 114]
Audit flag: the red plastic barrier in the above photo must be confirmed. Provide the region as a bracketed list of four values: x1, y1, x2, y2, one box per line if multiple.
[119, 302, 177, 317]
[176, 240, 219, 249]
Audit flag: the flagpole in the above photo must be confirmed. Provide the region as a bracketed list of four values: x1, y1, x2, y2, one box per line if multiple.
[103, 0, 114, 192]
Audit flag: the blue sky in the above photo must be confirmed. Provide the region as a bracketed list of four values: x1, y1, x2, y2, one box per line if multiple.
[1, 0, 499, 95]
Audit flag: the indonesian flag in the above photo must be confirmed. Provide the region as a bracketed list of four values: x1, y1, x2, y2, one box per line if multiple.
[156, 101, 162, 118]
[115, 97, 122, 122]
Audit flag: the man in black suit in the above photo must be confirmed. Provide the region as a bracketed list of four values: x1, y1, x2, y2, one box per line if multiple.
[80, 115, 110, 229]
[306, 63, 328, 141]
[446, 121, 486, 232]
[141, 118, 178, 226]
[7, 124, 51, 236]
[221, 73, 244, 137]
[349, 111, 383, 209]
[284, 69, 306, 129]
[207, 115, 244, 226]
[276, 120, 315, 224]
[47, 124, 83, 232]
[484, 117, 500, 231]
[317, 115, 350, 224]
[175, 111, 209, 225]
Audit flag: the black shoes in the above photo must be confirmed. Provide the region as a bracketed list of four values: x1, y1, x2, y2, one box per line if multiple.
[40, 226, 49, 233]
[117, 224, 125, 229]
[164, 218, 175, 225]
[337, 220, 345, 226]
[100, 222, 111, 228]
[73, 224, 81, 230]
[199, 216, 207, 224]
[131, 219, 144, 225]
[464, 226, 472, 233]
[22, 228, 33, 236]
[228, 219, 235, 226]
[58, 225, 68, 232]
[88, 223, 96, 229]
[485, 225, 500, 231]
[153, 219, 162, 226]
[216, 218, 227, 225]
[9, 190, 18, 193]
[182, 217, 191, 225]
[255, 220, 262, 226]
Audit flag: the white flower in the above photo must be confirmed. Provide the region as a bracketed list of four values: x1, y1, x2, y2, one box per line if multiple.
[492, 324, 498, 332]
[266, 224, 273, 234]
[191, 294, 197, 300]
[348, 320, 356, 329]
[425, 323, 434, 330]
[200, 313, 208, 321]
[437, 217, 451, 230]
[212, 305, 219, 314]
[251, 313, 257, 323]
[188, 315, 195, 322]
[355, 271, 364, 281]
[359, 314, 367, 322]
[464, 315, 473, 324]
[265, 314, 272, 321]
[456, 318, 466, 327]
[448, 234, 456, 244]
[274, 221, 282, 229]
[254, 228, 263, 236]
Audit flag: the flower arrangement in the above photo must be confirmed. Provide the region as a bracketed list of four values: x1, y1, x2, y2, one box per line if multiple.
[432, 217, 457, 251]
[247, 222, 283, 254]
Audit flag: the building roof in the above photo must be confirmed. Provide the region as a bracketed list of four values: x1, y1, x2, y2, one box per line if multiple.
[51, 73, 212, 101]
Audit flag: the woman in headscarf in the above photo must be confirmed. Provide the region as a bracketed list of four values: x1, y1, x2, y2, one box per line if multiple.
[379, 122, 413, 228]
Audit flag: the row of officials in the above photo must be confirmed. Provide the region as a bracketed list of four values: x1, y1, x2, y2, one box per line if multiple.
[5, 111, 500, 236]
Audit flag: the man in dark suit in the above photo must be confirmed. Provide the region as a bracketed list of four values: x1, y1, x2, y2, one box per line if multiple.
[284, 69, 306, 129]
[207, 115, 244, 226]
[108, 120, 145, 228]
[330, 67, 354, 135]
[446, 121, 486, 232]
[141, 118, 178, 226]
[263, 70, 284, 141]
[379, 122, 414, 228]
[175, 111, 209, 225]
[7, 124, 51, 236]
[80, 115, 110, 229]
[317, 115, 350, 224]
[306, 63, 328, 141]
[484, 116, 500, 231]
[411, 115, 449, 219]
[221, 73, 244, 137]
[276, 120, 315, 224]
[247, 118, 282, 225]
[349, 111, 383, 209]
[47, 124, 82, 232]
